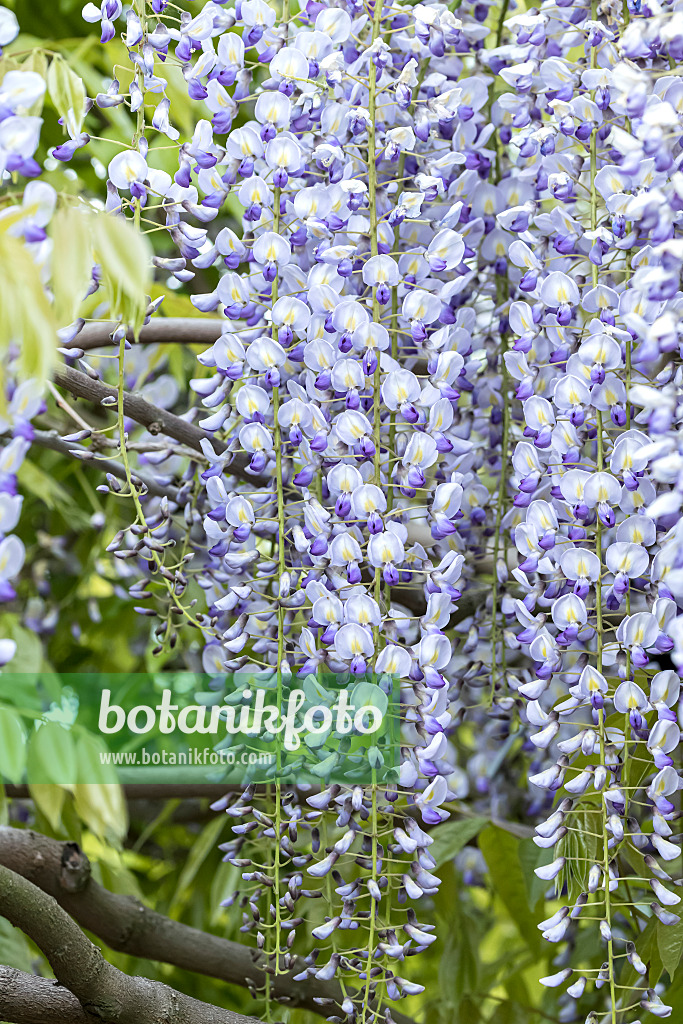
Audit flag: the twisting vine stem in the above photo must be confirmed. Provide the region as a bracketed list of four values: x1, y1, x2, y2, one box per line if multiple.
[364, 2, 384, 1021]
[114, 0, 203, 636]
[267, 0, 290, 1002]
[386, 59, 427, 615]
[589, 3, 617, 1017]
[490, 276, 510, 702]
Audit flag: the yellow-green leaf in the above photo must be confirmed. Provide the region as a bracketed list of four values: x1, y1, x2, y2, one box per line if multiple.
[93, 213, 152, 336]
[50, 207, 94, 326]
[27, 720, 77, 789]
[47, 55, 86, 137]
[0, 707, 26, 784]
[21, 49, 48, 115]
[0, 231, 57, 386]
[28, 783, 66, 832]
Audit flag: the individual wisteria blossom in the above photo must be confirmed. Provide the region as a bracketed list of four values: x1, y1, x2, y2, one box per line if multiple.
[0, 5, 18, 53]
[1, 0, 683, 1021]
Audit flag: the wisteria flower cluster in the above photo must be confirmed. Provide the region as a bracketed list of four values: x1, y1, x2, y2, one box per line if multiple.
[1, 0, 683, 1021]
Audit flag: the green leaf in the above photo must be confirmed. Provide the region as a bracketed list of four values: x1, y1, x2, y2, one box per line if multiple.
[0, 707, 26, 783]
[658, 919, 683, 981]
[455, 995, 481, 1024]
[17, 458, 90, 526]
[0, 615, 43, 675]
[73, 783, 127, 844]
[75, 731, 120, 785]
[21, 49, 48, 115]
[169, 815, 226, 914]
[93, 213, 152, 335]
[556, 805, 599, 904]
[488, 1002, 518, 1024]
[663, 964, 683, 1016]
[210, 859, 241, 928]
[438, 910, 479, 1005]
[27, 721, 77, 787]
[0, 916, 34, 973]
[47, 54, 86, 136]
[50, 207, 94, 326]
[0, 231, 57, 386]
[430, 816, 488, 869]
[479, 825, 541, 952]
[620, 917, 662, 997]
[503, 969, 531, 1008]
[29, 783, 66, 832]
[518, 836, 552, 910]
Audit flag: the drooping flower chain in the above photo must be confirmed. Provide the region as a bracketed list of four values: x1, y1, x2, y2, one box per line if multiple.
[0, 0, 682, 1021]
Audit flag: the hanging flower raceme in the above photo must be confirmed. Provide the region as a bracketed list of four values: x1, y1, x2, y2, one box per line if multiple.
[2, 0, 677, 1021]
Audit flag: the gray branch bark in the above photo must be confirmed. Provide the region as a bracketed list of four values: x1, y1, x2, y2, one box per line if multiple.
[0, 967, 91, 1024]
[52, 364, 266, 487]
[31, 430, 179, 502]
[69, 319, 224, 352]
[66, 321, 430, 375]
[0, 827, 416, 1024]
[0, 863, 263, 1024]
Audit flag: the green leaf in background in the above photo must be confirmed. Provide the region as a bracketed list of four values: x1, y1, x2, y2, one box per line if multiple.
[659, 920, 683, 981]
[29, 783, 66, 832]
[93, 212, 152, 335]
[0, 707, 26, 783]
[69, 731, 127, 841]
[479, 825, 542, 953]
[556, 805, 599, 904]
[27, 720, 78, 788]
[0, 614, 43, 676]
[430, 815, 488, 869]
[619, 917, 662, 998]
[438, 910, 479, 1006]
[47, 54, 86, 136]
[20, 48, 48, 114]
[455, 995, 482, 1023]
[74, 781, 128, 845]
[50, 207, 94, 326]
[518, 836, 552, 910]
[488, 1001, 517, 1024]
[74, 730, 119, 785]
[0, 230, 57, 387]
[0, 916, 35, 973]
[664, 964, 683, 1016]
[18, 458, 91, 526]
[169, 814, 226, 915]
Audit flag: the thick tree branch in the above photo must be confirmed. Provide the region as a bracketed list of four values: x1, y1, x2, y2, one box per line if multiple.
[0, 863, 263, 1024]
[66, 321, 430, 375]
[0, 967, 90, 1024]
[69, 319, 224, 352]
[52, 364, 267, 487]
[0, 827, 415, 1024]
